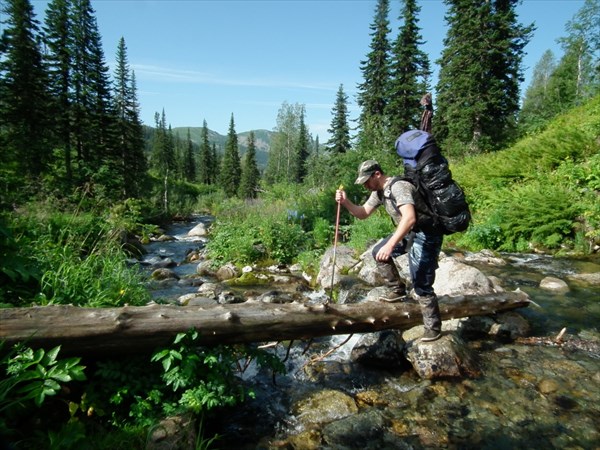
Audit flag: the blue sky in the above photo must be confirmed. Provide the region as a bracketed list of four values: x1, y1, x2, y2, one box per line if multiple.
[28, 0, 585, 141]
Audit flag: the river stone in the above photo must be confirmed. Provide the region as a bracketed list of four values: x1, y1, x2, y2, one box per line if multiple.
[538, 378, 560, 394]
[292, 389, 358, 426]
[316, 245, 359, 290]
[462, 249, 507, 266]
[350, 330, 407, 368]
[568, 272, 600, 285]
[196, 282, 222, 298]
[216, 263, 239, 281]
[146, 413, 196, 450]
[321, 409, 386, 449]
[150, 268, 179, 281]
[433, 256, 496, 296]
[404, 333, 480, 379]
[539, 276, 569, 291]
[286, 429, 322, 450]
[187, 222, 208, 237]
[459, 311, 531, 340]
[196, 259, 215, 276]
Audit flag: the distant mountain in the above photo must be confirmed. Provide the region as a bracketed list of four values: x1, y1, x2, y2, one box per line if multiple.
[171, 127, 273, 169]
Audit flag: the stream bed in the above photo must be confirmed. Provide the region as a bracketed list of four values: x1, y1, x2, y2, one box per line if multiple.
[140, 217, 600, 450]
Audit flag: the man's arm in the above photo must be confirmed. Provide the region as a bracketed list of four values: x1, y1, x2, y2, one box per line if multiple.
[374, 203, 416, 262]
[335, 189, 375, 219]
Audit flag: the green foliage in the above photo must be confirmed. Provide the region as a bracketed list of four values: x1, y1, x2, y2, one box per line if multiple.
[0, 218, 41, 305]
[345, 210, 395, 253]
[451, 95, 600, 253]
[85, 330, 285, 431]
[0, 344, 86, 434]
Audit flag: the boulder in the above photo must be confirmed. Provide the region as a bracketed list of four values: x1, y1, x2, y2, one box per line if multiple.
[540, 276, 569, 292]
[404, 333, 481, 379]
[316, 246, 359, 290]
[350, 330, 406, 368]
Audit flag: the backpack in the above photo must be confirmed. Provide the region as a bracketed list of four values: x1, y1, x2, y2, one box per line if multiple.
[394, 130, 471, 235]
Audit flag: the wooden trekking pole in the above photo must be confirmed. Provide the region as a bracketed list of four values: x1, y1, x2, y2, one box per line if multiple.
[330, 185, 344, 298]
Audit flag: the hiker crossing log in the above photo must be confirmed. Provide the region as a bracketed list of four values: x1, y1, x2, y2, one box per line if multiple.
[0, 290, 530, 355]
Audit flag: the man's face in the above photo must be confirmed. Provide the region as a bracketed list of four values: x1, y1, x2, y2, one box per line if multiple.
[363, 172, 378, 191]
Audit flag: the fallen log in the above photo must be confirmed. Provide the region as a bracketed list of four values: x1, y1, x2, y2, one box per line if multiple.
[0, 290, 530, 356]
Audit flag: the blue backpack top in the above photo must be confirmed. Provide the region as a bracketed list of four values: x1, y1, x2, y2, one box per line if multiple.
[394, 130, 471, 235]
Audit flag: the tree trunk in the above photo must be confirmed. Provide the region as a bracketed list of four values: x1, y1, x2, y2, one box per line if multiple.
[0, 291, 530, 356]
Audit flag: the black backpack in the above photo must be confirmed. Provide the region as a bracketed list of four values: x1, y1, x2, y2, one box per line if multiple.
[394, 130, 471, 235]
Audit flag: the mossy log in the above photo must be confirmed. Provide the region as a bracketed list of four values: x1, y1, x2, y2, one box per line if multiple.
[0, 290, 530, 355]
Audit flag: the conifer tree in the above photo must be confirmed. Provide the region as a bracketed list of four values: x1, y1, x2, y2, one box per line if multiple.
[293, 108, 310, 183]
[238, 131, 261, 199]
[219, 114, 241, 197]
[435, 0, 533, 154]
[113, 38, 146, 198]
[386, 0, 431, 139]
[326, 84, 351, 154]
[0, 0, 52, 179]
[182, 128, 196, 182]
[70, 0, 116, 177]
[210, 142, 220, 184]
[42, 0, 73, 184]
[356, 0, 391, 151]
[198, 120, 212, 184]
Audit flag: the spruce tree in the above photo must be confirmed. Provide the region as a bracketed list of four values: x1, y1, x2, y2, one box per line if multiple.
[293, 108, 310, 183]
[356, 0, 391, 151]
[70, 0, 116, 178]
[238, 131, 261, 199]
[113, 38, 146, 198]
[198, 120, 211, 184]
[210, 142, 219, 184]
[386, 0, 431, 139]
[0, 0, 52, 179]
[182, 128, 196, 182]
[435, 0, 533, 154]
[219, 114, 241, 197]
[326, 84, 351, 154]
[43, 0, 73, 184]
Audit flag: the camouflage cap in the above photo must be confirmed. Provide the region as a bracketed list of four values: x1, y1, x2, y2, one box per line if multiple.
[354, 159, 381, 184]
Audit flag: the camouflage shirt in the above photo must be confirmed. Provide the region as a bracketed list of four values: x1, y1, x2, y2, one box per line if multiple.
[365, 177, 415, 226]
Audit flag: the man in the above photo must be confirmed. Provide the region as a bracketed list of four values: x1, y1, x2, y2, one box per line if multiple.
[335, 160, 443, 342]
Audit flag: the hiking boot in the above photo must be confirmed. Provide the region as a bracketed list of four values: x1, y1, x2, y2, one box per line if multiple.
[420, 328, 441, 342]
[380, 288, 407, 303]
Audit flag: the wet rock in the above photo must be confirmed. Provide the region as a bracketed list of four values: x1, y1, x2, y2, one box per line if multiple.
[350, 330, 407, 368]
[539, 276, 569, 291]
[462, 249, 507, 266]
[355, 390, 389, 408]
[292, 389, 358, 426]
[286, 428, 322, 450]
[150, 268, 179, 281]
[537, 378, 559, 394]
[458, 311, 530, 340]
[404, 333, 481, 379]
[146, 413, 196, 450]
[568, 272, 600, 285]
[321, 409, 386, 449]
[156, 234, 175, 242]
[177, 294, 216, 307]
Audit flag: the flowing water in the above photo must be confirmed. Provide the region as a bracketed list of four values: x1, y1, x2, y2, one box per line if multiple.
[140, 217, 600, 450]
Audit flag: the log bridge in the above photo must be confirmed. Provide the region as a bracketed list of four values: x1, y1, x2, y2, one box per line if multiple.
[0, 291, 530, 355]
